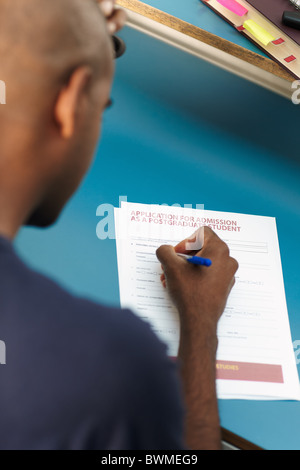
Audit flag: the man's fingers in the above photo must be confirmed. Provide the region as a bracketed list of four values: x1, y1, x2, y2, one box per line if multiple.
[174, 237, 195, 255]
[201, 226, 223, 245]
[229, 256, 239, 276]
[174, 229, 203, 255]
[160, 274, 167, 289]
[156, 245, 184, 271]
[107, 9, 127, 34]
[174, 226, 219, 255]
[156, 245, 175, 264]
[157, 228, 237, 278]
[98, 0, 127, 34]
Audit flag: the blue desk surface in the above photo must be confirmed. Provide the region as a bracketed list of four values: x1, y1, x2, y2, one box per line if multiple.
[142, 0, 268, 57]
[16, 24, 300, 450]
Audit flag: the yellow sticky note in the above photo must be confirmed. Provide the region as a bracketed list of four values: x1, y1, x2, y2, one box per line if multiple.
[243, 19, 275, 46]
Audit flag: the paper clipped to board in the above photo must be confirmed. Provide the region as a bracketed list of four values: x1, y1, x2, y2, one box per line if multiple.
[115, 202, 300, 401]
[217, 0, 248, 17]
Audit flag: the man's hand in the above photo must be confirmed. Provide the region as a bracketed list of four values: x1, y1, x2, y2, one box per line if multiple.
[157, 226, 238, 335]
[156, 227, 238, 450]
[98, 0, 127, 35]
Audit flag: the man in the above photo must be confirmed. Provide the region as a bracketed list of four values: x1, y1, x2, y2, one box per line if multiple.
[0, 0, 238, 450]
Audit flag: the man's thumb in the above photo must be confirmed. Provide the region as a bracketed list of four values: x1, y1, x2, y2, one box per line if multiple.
[156, 245, 179, 270]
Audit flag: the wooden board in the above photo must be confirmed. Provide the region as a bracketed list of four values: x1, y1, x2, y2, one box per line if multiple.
[201, 0, 300, 79]
[117, 0, 294, 82]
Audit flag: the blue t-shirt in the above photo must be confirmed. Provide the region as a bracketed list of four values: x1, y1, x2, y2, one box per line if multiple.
[0, 236, 184, 450]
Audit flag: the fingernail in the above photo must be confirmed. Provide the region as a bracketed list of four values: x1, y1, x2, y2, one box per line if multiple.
[100, 1, 114, 16]
[107, 21, 117, 34]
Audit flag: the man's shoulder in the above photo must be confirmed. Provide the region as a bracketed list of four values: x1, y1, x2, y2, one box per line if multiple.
[2, 243, 167, 368]
[0, 243, 183, 450]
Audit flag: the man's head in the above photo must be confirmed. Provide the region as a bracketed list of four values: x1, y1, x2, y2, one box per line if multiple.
[0, 0, 114, 233]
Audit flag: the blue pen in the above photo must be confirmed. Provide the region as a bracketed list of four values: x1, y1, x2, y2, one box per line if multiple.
[177, 253, 212, 267]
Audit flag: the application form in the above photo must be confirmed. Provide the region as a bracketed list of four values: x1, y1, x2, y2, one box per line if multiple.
[115, 202, 300, 400]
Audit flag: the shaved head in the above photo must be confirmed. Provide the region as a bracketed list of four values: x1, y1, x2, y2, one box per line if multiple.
[0, 0, 113, 114]
[0, 0, 115, 235]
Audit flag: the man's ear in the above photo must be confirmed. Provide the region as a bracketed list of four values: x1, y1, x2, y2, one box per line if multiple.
[54, 66, 93, 139]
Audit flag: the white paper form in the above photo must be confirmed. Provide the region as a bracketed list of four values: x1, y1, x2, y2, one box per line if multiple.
[114, 202, 300, 400]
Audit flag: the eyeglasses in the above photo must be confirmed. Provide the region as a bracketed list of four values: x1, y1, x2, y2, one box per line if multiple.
[112, 36, 126, 59]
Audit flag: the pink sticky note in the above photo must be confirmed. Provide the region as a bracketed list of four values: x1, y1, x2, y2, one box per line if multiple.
[216, 0, 248, 17]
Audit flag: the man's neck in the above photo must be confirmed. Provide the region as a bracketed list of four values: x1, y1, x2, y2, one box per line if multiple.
[0, 172, 42, 241]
